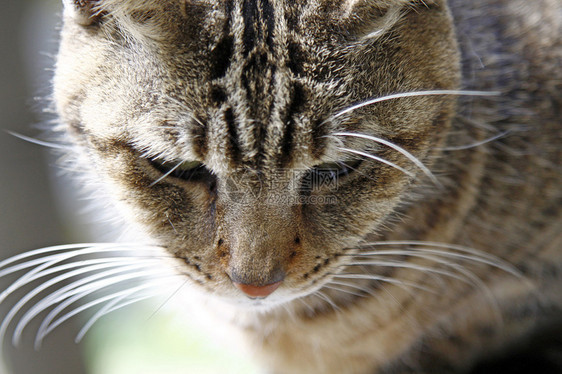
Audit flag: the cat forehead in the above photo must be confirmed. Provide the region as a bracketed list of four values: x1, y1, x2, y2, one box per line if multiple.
[62, 0, 446, 171]
[95, 0, 421, 34]
[98, 0, 416, 12]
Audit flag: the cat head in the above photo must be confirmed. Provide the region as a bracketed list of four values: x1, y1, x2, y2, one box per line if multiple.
[55, 0, 460, 307]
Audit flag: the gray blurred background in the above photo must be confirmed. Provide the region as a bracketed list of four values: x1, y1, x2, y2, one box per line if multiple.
[0, 3, 255, 374]
[0, 1, 87, 373]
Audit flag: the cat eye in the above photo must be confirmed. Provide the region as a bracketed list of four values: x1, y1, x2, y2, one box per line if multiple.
[149, 158, 213, 183]
[302, 159, 363, 190]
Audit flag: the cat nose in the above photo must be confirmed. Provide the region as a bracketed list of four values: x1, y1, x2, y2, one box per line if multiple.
[230, 267, 285, 298]
[233, 280, 283, 298]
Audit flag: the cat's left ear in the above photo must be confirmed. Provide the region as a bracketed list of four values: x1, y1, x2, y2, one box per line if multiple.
[62, 0, 103, 26]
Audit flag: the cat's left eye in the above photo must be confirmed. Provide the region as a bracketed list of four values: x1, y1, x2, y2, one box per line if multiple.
[314, 160, 361, 178]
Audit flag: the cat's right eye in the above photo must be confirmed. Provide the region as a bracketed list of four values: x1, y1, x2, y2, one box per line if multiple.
[149, 158, 214, 184]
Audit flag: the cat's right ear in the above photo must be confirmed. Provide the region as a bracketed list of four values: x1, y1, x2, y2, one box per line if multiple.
[62, 0, 103, 26]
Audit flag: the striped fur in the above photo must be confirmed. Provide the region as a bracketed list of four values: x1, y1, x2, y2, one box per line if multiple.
[44, 0, 562, 372]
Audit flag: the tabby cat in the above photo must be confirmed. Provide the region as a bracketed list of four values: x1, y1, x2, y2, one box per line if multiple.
[2, 0, 562, 373]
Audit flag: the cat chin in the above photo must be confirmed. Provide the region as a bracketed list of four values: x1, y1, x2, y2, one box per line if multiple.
[207, 279, 334, 315]
[212, 292, 298, 313]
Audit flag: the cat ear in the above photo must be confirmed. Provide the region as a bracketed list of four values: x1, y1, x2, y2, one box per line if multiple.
[62, 0, 103, 26]
[343, 0, 430, 40]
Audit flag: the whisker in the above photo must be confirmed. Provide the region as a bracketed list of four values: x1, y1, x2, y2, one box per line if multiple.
[321, 284, 365, 298]
[74, 292, 137, 343]
[322, 154, 379, 185]
[165, 213, 178, 234]
[337, 147, 415, 178]
[147, 279, 189, 321]
[75, 290, 164, 343]
[1, 258, 137, 306]
[36, 278, 173, 348]
[348, 254, 504, 325]
[332, 132, 439, 185]
[0, 256, 162, 306]
[331, 274, 436, 294]
[5, 262, 168, 347]
[6, 131, 71, 150]
[313, 291, 340, 312]
[352, 249, 518, 277]
[445, 262, 503, 327]
[344, 260, 471, 285]
[326, 280, 376, 295]
[149, 160, 184, 187]
[0, 243, 164, 275]
[332, 90, 500, 119]
[296, 297, 315, 315]
[0, 244, 119, 272]
[33, 272, 175, 348]
[10, 260, 167, 345]
[440, 130, 511, 151]
[352, 241, 521, 277]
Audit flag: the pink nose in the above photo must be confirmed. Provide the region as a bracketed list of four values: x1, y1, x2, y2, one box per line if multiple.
[234, 281, 282, 298]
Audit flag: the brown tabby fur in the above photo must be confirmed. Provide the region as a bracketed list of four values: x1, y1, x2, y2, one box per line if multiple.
[52, 0, 561, 373]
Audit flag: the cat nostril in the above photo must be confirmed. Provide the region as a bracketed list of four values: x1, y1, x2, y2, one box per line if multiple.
[233, 281, 283, 298]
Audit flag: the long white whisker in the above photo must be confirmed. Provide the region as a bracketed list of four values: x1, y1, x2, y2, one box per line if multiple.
[3, 262, 136, 349]
[322, 284, 365, 298]
[353, 241, 521, 277]
[326, 280, 375, 294]
[348, 254, 504, 324]
[0, 243, 139, 273]
[332, 132, 439, 185]
[331, 274, 436, 294]
[75, 290, 162, 343]
[0, 243, 163, 277]
[36, 278, 173, 349]
[344, 260, 470, 285]
[440, 130, 511, 151]
[445, 262, 504, 327]
[11, 260, 166, 345]
[0, 245, 167, 309]
[74, 292, 133, 344]
[148, 279, 189, 321]
[149, 160, 184, 187]
[7, 131, 71, 150]
[0, 256, 157, 306]
[313, 291, 340, 312]
[1, 259, 130, 308]
[34, 271, 174, 348]
[296, 297, 316, 315]
[332, 90, 500, 119]
[337, 147, 415, 178]
[353, 249, 518, 277]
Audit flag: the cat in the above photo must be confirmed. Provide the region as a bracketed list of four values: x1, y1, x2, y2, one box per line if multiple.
[1, 0, 561, 373]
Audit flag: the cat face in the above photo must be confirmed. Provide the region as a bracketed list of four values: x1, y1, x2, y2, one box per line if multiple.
[55, 0, 460, 307]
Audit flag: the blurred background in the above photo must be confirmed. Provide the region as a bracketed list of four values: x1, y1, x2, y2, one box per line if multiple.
[0, 1, 257, 373]
[0, 1, 86, 373]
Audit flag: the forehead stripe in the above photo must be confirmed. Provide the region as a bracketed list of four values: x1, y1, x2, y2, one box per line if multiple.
[242, 0, 276, 56]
